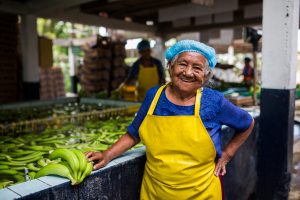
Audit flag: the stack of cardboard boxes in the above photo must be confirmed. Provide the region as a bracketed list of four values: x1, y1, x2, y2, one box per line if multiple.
[39, 37, 65, 100]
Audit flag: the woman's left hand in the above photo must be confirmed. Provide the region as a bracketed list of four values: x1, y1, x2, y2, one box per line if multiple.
[214, 151, 232, 176]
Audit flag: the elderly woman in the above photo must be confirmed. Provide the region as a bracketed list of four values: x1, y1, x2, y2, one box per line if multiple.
[86, 40, 254, 199]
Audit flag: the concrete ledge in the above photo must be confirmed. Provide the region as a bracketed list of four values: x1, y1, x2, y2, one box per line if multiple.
[0, 188, 21, 199]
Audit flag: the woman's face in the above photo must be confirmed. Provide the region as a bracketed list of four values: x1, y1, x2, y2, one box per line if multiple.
[169, 52, 207, 94]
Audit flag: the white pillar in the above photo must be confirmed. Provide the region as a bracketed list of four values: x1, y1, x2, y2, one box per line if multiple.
[227, 45, 234, 65]
[261, 0, 298, 89]
[68, 45, 76, 77]
[258, 0, 299, 199]
[20, 15, 40, 100]
[20, 15, 39, 82]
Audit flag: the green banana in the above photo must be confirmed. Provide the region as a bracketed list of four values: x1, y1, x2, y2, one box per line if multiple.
[45, 158, 61, 164]
[27, 163, 40, 171]
[49, 149, 79, 180]
[71, 149, 87, 180]
[0, 165, 9, 170]
[0, 180, 13, 189]
[0, 169, 19, 176]
[12, 174, 25, 184]
[8, 152, 45, 161]
[10, 166, 26, 171]
[24, 145, 52, 151]
[35, 163, 76, 185]
[78, 162, 93, 183]
[28, 172, 36, 180]
[59, 161, 76, 181]
[9, 150, 35, 156]
[8, 156, 43, 164]
[37, 158, 47, 167]
[0, 161, 26, 166]
[39, 140, 65, 145]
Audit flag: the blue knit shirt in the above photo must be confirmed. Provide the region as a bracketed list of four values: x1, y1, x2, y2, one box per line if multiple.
[127, 86, 253, 158]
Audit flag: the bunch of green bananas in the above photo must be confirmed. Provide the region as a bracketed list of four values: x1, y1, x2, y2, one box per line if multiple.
[35, 148, 93, 185]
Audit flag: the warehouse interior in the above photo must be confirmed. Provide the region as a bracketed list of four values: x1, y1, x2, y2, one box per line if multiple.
[0, 0, 299, 199]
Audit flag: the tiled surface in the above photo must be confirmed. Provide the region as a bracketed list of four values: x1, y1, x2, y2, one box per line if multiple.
[112, 154, 135, 164]
[38, 175, 70, 186]
[0, 188, 21, 200]
[8, 179, 50, 197]
[127, 146, 146, 158]
[92, 160, 118, 174]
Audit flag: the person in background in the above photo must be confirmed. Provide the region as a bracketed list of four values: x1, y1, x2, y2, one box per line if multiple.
[87, 40, 254, 199]
[242, 57, 254, 87]
[123, 39, 165, 101]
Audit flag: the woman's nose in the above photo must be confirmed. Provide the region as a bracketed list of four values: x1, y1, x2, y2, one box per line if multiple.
[183, 66, 194, 77]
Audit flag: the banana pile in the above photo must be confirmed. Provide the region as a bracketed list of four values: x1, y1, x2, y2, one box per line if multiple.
[35, 149, 93, 185]
[0, 116, 143, 189]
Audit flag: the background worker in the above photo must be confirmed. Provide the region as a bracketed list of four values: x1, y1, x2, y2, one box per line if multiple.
[122, 39, 165, 101]
[242, 57, 254, 87]
[87, 40, 254, 199]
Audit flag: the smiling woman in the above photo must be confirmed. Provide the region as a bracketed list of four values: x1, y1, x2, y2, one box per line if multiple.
[86, 40, 254, 200]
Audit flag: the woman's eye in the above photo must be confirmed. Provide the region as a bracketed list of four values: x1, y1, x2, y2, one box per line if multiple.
[194, 67, 202, 71]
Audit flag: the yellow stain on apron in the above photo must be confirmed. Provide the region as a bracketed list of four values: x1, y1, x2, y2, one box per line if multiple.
[139, 84, 222, 200]
[137, 64, 159, 101]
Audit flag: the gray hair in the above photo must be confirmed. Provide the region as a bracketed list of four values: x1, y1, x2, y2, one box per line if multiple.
[167, 55, 213, 85]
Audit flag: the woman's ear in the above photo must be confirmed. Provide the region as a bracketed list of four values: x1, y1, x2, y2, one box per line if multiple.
[204, 69, 212, 81]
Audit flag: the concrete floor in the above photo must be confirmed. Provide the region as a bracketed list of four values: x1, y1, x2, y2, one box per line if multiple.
[289, 124, 300, 200]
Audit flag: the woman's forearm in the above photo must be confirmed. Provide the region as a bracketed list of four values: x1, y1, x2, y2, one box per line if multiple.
[104, 132, 140, 161]
[223, 119, 255, 158]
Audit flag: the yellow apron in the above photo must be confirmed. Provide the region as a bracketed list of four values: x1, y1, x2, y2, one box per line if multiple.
[137, 64, 159, 101]
[139, 84, 222, 200]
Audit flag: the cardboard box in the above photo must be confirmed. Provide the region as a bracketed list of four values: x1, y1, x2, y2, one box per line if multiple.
[38, 37, 53, 68]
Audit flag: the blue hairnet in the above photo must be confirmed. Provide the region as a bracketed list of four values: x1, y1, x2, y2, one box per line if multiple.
[137, 40, 150, 51]
[165, 40, 217, 68]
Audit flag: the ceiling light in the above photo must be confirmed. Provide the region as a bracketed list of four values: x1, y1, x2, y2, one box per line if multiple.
[146, 21, 154, 26]
[191, 0, 215, 7]
[124, 17, 132, 22]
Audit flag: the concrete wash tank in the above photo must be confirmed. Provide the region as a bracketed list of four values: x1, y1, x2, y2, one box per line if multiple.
[0, 116, 259, 200]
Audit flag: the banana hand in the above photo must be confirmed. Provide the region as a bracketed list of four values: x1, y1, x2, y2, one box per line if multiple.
[35, 163, 77, 185]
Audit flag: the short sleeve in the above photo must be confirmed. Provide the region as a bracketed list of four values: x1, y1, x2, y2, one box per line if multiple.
[127, 86, 159, 139]
[217, 97, 253, 133]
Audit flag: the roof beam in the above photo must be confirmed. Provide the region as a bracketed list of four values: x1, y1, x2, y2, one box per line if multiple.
[0, 0, 28, 14]
[159, 0, 238, 22]
[27, 0, 95, 15]
[159, 16, 261, 35]
[40, 9, 157, 33]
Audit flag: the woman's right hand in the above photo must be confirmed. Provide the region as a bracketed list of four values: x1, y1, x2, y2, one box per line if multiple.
[85, 151, 111, 170]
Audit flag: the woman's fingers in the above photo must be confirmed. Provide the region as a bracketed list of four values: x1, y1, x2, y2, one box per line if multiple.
[93, 159, 108, 170]
[84, 152, 109, 170]
[221, 165, 227, 176]
[214, 162, 221, 176]
[214, 160, 227, 176]
[85, 151, 93, 158]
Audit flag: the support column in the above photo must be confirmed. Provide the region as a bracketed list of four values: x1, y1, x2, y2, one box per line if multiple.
[68, 45, 77, 94]
[20, 15, 40, 100]
[257, 0, 299, 199]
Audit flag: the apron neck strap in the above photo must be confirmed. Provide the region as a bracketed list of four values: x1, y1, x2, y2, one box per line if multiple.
[147, 84, 167, 115]
[147, 83, 202, 116]
[194, 88, 202, 117]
